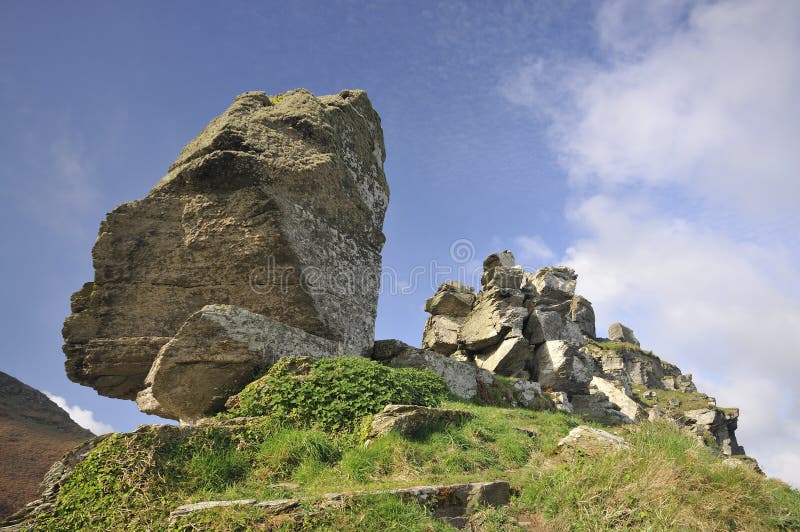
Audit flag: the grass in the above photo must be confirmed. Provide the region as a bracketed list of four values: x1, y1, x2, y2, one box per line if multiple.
[24, 357, 800, 531]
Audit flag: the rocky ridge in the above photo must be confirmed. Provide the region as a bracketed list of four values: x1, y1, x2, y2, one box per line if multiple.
[421, 250, 747, 457]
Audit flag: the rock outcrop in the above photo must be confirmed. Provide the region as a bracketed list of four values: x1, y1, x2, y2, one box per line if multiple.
[62, 89, 389, 415]
[0, 372, 93, 520]
[419, 250, 748, 458]
[421, 251, 594, 389]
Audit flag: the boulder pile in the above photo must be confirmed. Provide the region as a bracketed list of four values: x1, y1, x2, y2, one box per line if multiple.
[420, 250, 747, 457]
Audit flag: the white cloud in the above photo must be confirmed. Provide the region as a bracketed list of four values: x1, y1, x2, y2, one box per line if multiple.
[501, 0, 800, 486]
[503, 0, 800, 218]
[561, 196, 800, 485]
[45, 392, 114, 435]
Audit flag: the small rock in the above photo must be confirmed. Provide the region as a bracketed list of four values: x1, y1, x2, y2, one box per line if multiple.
[366, 404, 472, 442]
[557, 426, 630, 456]
[548, 391, 574, 413]
[668, 398, 681, 408]
[608, 322, 640, 346]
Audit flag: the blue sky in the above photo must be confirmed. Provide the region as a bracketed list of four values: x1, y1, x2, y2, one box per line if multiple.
[2, 1, 799, 486]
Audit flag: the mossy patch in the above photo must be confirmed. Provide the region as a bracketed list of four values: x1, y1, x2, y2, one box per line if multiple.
[224, 356, 450, 431]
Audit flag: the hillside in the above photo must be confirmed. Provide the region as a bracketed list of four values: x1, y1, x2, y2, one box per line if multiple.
[3, 357, 798, 530]
[4, 88, 797, 530]
[0, 372, 93, 520]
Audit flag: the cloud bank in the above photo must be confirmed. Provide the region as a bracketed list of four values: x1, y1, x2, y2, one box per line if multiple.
[501, 0, 800, 486]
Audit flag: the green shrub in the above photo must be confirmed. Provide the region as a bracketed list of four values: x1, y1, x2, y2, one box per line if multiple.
[226, 356, 450, 431]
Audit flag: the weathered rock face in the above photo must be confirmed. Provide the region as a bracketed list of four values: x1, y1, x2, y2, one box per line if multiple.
[136, 304, 339, 422]
[63, 89, 389, 400]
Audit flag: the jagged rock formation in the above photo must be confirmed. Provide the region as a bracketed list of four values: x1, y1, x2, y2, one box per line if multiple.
[62, 89, 389, 419]
[421, 251, 748, 458]
[0, 372, 92, 520]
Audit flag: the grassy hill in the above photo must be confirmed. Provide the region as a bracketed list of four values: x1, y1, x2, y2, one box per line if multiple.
[9, 358, 800, 531]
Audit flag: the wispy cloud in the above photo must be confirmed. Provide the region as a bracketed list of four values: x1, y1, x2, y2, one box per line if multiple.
[500, 0, 800, 486]
[45, 392, 114, 435]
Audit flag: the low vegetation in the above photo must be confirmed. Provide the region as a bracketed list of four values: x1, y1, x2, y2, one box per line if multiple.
[27, 357, 800, 531]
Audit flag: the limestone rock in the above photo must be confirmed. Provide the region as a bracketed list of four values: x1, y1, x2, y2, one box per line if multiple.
[535, 340, 594, 394]
[136, 304, 338, 422]
[585, 340, 679, 390]
[590, 376, 643, 422]
[548, 391, 574, 413]
[683, 408, 745, 456]
[608, 322, 640, 346]
[63, 88, 389, 400]
[570, 393, 629, 423]
[524, 307, 586, 347]
[532, 266, 577, 302]
[483, 266, 524, 290]
[722, 457, 764, 475]
[421, 315, 464, 355]
[459, 288, 528, 351]
[557, 426, 630, 456]
[475, 335, 533, 377]
[569, 296, 596, 339]
[366, 404, 471, 441]
[424, 282, 475, 317]
[372, 340, 494, 401]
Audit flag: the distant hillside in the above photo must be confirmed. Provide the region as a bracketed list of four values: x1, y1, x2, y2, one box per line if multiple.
[0, 371, 92, 520]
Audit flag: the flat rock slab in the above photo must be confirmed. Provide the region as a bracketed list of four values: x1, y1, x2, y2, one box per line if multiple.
[557, 425, 630, 457]
[168, 482, 509, 528]
[366, 404, 472, 441]
[169, 498, 298, 525]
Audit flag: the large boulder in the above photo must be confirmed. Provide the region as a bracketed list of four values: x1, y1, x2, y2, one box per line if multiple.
[569, 296, 596, 339]
[532, 266, 577, 302]
[683, 408, 745, 456]
[534, 340, 594, 394]
[422, 315, 464, 355]
[63, 89, 389, 400]
[424, 281, 475, 316]
[458, 288, 528, 351]
[524, 307, 586, 346]
[474, 335, 533, 377]
[136, 305, 338, 422]
[588, 376, 643, 422]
